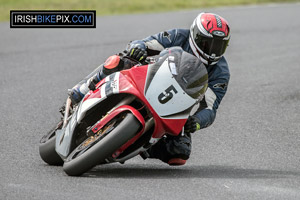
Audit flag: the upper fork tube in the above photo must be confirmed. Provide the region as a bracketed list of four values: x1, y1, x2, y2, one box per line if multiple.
[63, 97, 72, 128]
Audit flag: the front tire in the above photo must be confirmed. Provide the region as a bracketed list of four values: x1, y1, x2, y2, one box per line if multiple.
[63, 113, 140, 176]
[39, 121, 64, 166]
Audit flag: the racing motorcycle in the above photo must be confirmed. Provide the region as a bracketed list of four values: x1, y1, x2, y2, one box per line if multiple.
[39, 47, 208, 176]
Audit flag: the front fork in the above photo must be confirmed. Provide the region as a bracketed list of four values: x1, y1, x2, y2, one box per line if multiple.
[62, 97, 72, 128]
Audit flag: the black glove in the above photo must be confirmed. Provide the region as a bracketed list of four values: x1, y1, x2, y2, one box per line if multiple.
[184, 116, 200, 133]
[127, 47, 147, 62]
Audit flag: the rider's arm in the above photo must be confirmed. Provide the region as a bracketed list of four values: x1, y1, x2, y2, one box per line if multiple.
[129, 29, 189, 56]
[193, 57, 230, 129]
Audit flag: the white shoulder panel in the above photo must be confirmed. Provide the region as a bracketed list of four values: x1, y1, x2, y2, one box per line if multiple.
[205, 87, 217, 110]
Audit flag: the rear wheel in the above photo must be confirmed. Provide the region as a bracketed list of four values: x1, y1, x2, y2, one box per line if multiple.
[63, 112, 140, 176]
[39, 121, 64, 166]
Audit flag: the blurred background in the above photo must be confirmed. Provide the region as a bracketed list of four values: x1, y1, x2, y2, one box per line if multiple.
[1, 0, 300, 21]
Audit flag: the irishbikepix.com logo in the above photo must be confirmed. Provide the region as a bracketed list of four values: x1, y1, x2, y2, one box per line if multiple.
[10, 10, 96, 28]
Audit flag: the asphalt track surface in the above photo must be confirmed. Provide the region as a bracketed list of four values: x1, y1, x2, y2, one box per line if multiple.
[1, 3, 300, 200]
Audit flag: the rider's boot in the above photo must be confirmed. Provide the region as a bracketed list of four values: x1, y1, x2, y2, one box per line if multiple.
[68, 55, 123, 105]
[68, 64, 103, 105]
[146, 132, 192, 166]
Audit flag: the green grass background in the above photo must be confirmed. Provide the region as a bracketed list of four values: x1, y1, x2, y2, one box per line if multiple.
[1, 0, 300, 21]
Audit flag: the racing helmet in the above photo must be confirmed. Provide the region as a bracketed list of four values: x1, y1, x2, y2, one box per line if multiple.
[189, 12, 230, 65]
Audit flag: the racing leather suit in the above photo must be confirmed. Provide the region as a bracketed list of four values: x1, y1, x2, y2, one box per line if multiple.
[69, 28, 230, 164]
[91, 29, 230, 129]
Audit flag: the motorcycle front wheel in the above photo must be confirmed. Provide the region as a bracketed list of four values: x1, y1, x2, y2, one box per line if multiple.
[63, 112, 140, 176]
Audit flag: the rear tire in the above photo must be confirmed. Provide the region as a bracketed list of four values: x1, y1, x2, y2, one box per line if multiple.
[39, 121, 64, 166]
[63, 113, 140, 176]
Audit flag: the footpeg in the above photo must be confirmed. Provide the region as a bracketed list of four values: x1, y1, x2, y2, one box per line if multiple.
[140, 151, 150, 160]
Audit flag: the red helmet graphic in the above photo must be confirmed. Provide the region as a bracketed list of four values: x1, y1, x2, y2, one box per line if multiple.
[189, 12, 230, 65]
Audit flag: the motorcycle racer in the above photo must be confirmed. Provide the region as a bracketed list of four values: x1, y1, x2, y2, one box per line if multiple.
[69, 12, 230, 166]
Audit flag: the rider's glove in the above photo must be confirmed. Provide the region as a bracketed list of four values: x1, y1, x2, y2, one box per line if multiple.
[127, 46, 147, 62]
[184, 116, 200, 133]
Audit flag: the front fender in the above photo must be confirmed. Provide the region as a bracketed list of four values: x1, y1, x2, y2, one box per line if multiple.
[91, 105, 145, 134]
[91, 105, 146, 158]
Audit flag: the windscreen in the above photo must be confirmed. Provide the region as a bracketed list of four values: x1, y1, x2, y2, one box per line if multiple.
[161, 47, 208, 100]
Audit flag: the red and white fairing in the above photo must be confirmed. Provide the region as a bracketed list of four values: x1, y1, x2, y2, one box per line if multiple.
[80, 57, 197, 137]
[56, 56, 198, 160]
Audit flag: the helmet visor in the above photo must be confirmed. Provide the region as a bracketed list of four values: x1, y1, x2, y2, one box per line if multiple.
[193, 31, 229, 57]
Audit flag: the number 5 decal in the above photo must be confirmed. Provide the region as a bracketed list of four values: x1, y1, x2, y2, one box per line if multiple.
[158, 85, 178, 104]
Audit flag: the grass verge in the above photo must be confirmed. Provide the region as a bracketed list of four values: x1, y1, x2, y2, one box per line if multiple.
[1, 0, 300, 21]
